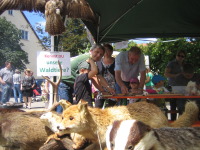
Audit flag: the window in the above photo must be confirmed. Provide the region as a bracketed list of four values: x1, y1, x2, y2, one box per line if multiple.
[8, 10, 13, 15]
[20, 30, 28, 40]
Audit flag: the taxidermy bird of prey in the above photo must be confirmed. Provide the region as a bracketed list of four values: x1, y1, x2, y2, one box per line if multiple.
[0, 0, 96, 35]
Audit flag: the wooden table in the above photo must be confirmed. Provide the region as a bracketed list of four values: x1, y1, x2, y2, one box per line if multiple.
[102, 94, 200, 99]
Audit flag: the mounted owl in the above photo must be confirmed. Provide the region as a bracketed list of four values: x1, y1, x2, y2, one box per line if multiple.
[0, 0, 96, 35]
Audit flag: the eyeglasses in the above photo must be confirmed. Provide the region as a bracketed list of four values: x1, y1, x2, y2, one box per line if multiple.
[177, 55, 185, 58]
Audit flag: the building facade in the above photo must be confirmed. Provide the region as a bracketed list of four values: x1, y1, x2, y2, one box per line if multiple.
[1, 10, 48, 79]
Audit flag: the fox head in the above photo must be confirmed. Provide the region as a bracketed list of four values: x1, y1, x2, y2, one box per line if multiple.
[56, 99, 92, 135]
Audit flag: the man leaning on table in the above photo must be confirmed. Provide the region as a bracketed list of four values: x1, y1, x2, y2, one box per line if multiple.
[115, 46, 146, 105]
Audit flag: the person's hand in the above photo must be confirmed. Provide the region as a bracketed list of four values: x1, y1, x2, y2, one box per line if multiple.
[121, 85, 128, 94]
[1, 81, 6, 85]
[135, 89, 143, 94]
[107, 87, 116, 95]
[87, 58, 94, 63]
[86, 58, 90, 63]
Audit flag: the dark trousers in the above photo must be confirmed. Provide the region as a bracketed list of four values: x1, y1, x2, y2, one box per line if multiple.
[95, 98, 116, 108]
[169, 98, 177, 121]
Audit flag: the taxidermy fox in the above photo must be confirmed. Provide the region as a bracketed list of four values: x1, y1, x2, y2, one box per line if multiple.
[47, 100, 199, 150]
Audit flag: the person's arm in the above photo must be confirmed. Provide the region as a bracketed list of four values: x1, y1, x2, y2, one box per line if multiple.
[45, 81, 50, 93]
[164, 67, 181, 78]
[97, 75, 115, 95]
[145, 75, 150, 84]
[32, 77, 36, 89]
[88, 58, 98, 79]
[0, 77, 5, 85]
[90, 76, 103, 91]
[139, 70, 146, 89]
[115, 70, 128, 94]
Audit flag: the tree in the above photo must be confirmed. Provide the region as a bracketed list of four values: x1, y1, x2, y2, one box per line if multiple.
[0, 17, 29, 69]
[143, 38, 200, 74]
[34, 18, 91, 56]
[59, 18, 91, 57]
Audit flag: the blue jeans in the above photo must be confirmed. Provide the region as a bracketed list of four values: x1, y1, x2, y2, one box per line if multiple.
[1, 83, 12, 103]
[115, 82, 129, 106]
[13, 84, 23, 103]
[56, 82, 73, 113]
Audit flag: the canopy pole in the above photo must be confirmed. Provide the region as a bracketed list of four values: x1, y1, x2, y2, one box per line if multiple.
[99, 0, 142, 43]
[96, 15, 101, 43]
[48, 36, 54, 109]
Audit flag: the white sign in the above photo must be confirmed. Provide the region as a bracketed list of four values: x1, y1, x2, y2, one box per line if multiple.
[114, 41, 128, 49]
[145, 55, 149, 66]
[37, 51, 71, 76]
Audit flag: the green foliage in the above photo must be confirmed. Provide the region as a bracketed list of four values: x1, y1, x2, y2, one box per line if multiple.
[59, 19, 91, 56]
[0, 17, 29, 69]
[144, 38, 200, 74]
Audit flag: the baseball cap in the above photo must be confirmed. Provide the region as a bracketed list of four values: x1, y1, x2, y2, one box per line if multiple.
[130, 78, 139, 84]
[78, 61, 90, 70]
[152, 75, 166, 84]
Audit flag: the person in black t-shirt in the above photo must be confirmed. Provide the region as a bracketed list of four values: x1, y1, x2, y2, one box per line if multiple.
[74, 58, 98, 106]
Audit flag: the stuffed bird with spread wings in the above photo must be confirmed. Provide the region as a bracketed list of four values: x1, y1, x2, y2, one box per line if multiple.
[0, 0, 96, 35]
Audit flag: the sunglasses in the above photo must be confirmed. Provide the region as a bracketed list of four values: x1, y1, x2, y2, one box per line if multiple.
[177, 55, 185, 58]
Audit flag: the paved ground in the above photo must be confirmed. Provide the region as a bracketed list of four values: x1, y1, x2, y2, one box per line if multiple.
[9, 97, 48, 112]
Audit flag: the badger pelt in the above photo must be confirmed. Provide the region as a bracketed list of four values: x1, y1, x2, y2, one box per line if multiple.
[106, 119, 200, 150]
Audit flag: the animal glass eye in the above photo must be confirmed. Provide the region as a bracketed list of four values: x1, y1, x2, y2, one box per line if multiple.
[69, 116, 74, 120]
[111, 142, 114, 148]
[127, 145, 133, 150]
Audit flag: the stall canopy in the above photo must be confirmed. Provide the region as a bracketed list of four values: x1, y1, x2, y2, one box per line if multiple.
[83, 0, 200, 44]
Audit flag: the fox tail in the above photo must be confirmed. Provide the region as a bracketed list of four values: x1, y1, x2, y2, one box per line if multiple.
[170, 101, 199, 127]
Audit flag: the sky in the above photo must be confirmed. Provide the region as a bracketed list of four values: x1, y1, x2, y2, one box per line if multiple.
[24, 11, 46, 32]
[23, 11, 157, 44]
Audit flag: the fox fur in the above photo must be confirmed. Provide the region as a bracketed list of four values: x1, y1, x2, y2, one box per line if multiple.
[53, 100, 199, 150]
[40, 111, 89, 149]
[106, 119, 200, 150]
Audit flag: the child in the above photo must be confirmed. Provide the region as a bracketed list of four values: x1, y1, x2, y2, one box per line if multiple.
[152, 75, 169, 94]
[74, 58, 98, 107]
[128, 78, 141, 104]
[151, 74, 169, 115]
[41, 76, 50, 102]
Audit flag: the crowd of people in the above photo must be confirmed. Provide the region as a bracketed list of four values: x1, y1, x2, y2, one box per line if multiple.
[55, 44, 200, 122]
[0, 62, 48, 109]
[0, 44, 199, 120]
[55, 44, 155, 111]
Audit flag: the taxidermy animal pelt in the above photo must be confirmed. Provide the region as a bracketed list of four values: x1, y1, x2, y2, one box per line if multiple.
[185, 81, 199, 95]
[106, 119, 200, 150]
[0, 0, 96, 35]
